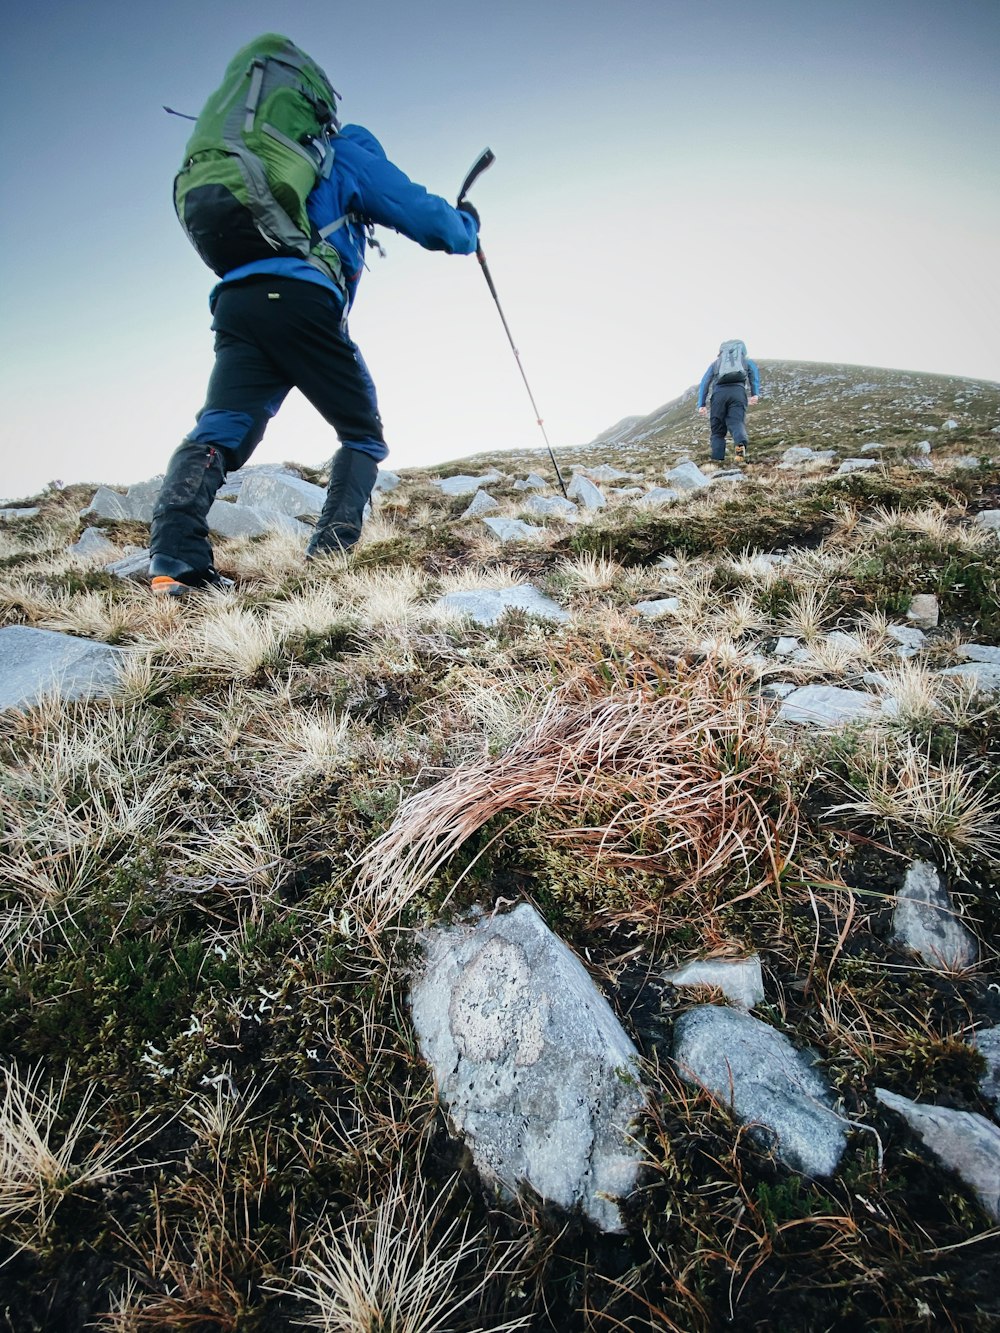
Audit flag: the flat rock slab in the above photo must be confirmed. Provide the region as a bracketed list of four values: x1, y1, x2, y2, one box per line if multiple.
[435, 472, 503, 497]
[664, 956, 764, 1009]
[433, 586, 569, 626]
[410, 903, 646, 1232]
[958, 644, 1000, 665]
[836, 458, 881, 475]
[973, 509, 1000, 530]
[937, 661, 1000, 695]
[236, 471, 326, 519]
[482, 517, 546, 543]
[892, 860, 977, 971]
[777, 684, 889, 726]
[886, 624, 926, 657]
[107, 549, 152, 581]
[0, 625, 129, 712]
[522, 495, 578, 520]
[207, 500, 309, 540]
[876, 1089, 1000, 1221]
[0, 507, 40, 520]
[673, 1006, 847, 1177]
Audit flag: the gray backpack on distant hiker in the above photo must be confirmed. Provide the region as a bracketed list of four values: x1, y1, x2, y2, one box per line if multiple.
[716, 340, 749, 386]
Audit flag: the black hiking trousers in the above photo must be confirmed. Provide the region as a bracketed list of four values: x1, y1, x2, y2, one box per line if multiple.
[150, 277, 387, 573]
[709, 383, 749, 461]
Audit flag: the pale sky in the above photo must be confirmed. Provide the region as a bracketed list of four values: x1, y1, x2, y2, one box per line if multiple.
[2, 0, 998, 502]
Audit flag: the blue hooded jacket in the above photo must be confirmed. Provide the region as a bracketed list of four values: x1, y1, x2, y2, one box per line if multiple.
[210, 124, 478, 311]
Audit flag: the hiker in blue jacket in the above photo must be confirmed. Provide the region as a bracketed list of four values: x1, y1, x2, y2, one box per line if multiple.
[150, 125, 479, 594]
[696, 340, 761, 464]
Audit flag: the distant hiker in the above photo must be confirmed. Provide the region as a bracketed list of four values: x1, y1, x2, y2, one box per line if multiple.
[150, 34, 479, 595]
[696, 340, 761, 464]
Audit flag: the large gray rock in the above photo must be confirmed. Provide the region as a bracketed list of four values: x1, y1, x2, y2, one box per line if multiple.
[206, 500, 309, 540]
[958, 643, 1000, 665]
[217, 463, 296, 499]
[512, 473, 549, 491]
[0, 626, 129, 712]
[886, 624, 927, 657]
[665, 461, 710, 491]
[107, 549, 152, 581]
[461, 489, 501, 519]
[664, 956, 764, 1010]
[482, 517, 546, 543]
[936, 661, 1000, 695]
[433, 585, 569, 626]
[674, 1007, 847, 1176]
[80, 487, 132, 521]
[777, 684, 889, 726]
[236, 471, 326, 518]
[892, 861, 977, 971]
[410, 903, 646, 1232]
[974, 509, 1000, 531]
[69, 526, 116, 557]
[373, 469, 402, 494]
[435, 472, 503, 497]
[875, 1089, 1000, 1220]
[637, 487, 679, 507]
[522, 495, 578, 520]
[120, 478, 164, 522]
[566, 474, 607, 510]
[972, 1027, 1000, 1112]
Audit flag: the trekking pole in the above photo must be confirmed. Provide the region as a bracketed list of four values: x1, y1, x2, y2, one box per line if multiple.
[459, 149, 569, 498]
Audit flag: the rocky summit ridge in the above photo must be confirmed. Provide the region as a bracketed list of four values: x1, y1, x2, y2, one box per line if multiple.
[0, 359, 999, 1330]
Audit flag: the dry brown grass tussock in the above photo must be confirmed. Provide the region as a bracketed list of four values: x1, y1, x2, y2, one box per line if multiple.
[354, 665, 798, 938]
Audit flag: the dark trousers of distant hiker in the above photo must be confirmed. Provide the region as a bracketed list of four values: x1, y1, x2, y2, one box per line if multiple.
[150, 277, 387, 574]
[709, 384, 749, 461]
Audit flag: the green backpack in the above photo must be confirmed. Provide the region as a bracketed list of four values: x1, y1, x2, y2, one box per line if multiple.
[174, 34, 344, 288]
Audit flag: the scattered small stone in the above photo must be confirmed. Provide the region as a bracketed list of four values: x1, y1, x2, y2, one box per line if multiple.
[875, 1088, 1000, 1221]
[836, 458, 881, 475]
[958, 644, 1000, 665]
[107, 549, 153, 581]
[906, 593, 939, 629]
[673, 1006, 847, 1177]
[664, 956, 764, 1009]
[0, 507, 40, 520]
[886, 624, 926, 657]
[773, 636, 799, 656]
[973, 509, 1000, 530]
[936, 661, 1000, 694]
[633, 597, 680, 618]
[892, 861, 977, 972]
[512, 473, 548, 491]
[432, 585, 569, 626]
[942, 418, 959, 429]
[373, 469, 402, 493]
[482, 517, 546, 543]
[912, 440, 932, 454]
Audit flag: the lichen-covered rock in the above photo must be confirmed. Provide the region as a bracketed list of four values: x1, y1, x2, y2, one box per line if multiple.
[972, 1027, 1000, 1113]
[892, 861, 977, 972]
[674, 1006, 847, 1176]
[410, 904, 646, 1232]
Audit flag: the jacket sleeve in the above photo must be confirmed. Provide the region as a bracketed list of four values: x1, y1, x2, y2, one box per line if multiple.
[345, 129, 478, 254]
[747, 360, 761, 396]
[697, 362, 717, 407]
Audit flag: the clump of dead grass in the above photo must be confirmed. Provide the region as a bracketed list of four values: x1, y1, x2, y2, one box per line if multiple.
[354, 665, 797, 938]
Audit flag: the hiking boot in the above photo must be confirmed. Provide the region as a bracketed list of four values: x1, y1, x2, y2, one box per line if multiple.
[734, 443, 747, 464]
[150, 556, 233, 597]
[306, 447, 379, 559]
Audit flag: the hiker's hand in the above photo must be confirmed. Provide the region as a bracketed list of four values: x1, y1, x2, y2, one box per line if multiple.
[698, 406, 707, 416]
[457, 200, 480, 229]
[749, 395, 759, 406]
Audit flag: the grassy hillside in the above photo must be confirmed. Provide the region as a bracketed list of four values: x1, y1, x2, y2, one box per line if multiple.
[0, 361, 999, 1331]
